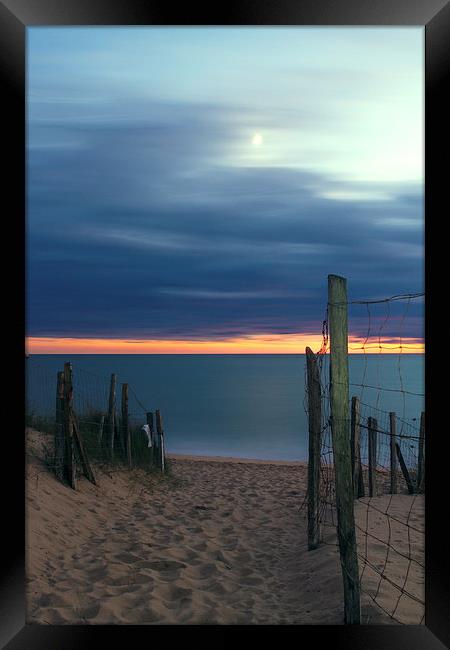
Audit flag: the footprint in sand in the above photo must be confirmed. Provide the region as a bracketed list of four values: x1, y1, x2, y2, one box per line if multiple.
[113, 552, 142, 563]
[106, 573, 136, 587]
[221, 539, 238, 551]
[158, 584, 192, 602]
[38, 592, 70, 608]
[215, 550, 233, 568]
[86, 566, 109, 582]
[240, 575, 264, 586]
[163, 547, 198, 563]
[130, 607, 162, 624]
[77, 602, 101, 619]
[185, 563, 218, 580]
[207, 580, 229, 596]
[129, 572, 154, 585]
[147, 559, 186, 572]
[220, 525, 234, 534]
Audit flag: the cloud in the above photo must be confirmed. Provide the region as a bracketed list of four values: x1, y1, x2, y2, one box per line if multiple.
[27, 96, 424, 341]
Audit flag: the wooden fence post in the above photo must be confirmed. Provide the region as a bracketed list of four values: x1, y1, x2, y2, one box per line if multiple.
[306, 347, 321, 550]
[72, 415, 97, 486]
[417, 411, 425, 492]
[418, 465, 425, 494]
[146, 411, 155, 465]
[122, 383, 131, 467]
[54, 371, 65, 482]
[351, 396, 364, 498]
[328, 274, 361, 624]
[63, 362, 76, 489]
[156, 409, 165, 473]
[114, 407, 121, 454]
[389, 412, 397, 494]
[108, 373, 117, 461]
[98, 414, 105, 447]
[396, 443, 415, 495]
[368, 416, 377, 498]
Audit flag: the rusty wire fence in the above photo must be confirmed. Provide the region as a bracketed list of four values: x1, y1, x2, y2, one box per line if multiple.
[26, 359, 166, 488]
[303, 287, 425, 624]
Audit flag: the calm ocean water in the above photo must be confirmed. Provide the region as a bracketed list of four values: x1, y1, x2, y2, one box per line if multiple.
[26, 354, 424, 461]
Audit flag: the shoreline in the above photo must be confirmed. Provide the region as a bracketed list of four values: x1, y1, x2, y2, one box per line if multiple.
[167, 453, 308, 467]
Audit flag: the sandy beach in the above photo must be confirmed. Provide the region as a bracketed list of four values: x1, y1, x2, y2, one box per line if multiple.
[26, 428, 424, 625]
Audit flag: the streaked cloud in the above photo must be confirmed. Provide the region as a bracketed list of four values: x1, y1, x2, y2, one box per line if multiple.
[26, 27, 424, 347]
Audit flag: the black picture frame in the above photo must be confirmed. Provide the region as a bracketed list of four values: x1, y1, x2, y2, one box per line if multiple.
[2, 0, 449, 647]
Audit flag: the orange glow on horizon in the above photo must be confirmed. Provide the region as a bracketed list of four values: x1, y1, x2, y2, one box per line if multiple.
[26, 334, 425, 355]
[348, 335, 424, 353]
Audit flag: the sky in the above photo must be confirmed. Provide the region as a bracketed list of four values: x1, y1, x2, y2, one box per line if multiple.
[26, 27, 424, 353]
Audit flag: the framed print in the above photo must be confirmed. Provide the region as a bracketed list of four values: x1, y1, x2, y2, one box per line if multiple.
[1, 0, 449, 647]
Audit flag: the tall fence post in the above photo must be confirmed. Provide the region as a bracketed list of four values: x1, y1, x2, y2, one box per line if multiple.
[417, 411, 425, 492]
[63, 362, 76, 489]
[122, 383, 131, 468]
[306, 347, 321, 550]
[389, 412, 397, 494]
[54, 371, 65, 482]
[146, 411, 155, 466]
[328, 274, 361, 624]
[368, 416, 378, 498]
[108, 373, 117, 461]
[396, 443, 415, 495]
[156, 409, 165, 473]
[351, 396, 364, 498]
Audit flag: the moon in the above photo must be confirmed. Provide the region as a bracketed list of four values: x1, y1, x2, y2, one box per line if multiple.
[252, 133, 263, 146]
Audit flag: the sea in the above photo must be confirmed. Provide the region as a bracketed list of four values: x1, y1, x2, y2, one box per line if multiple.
[26, 354, 424, 462]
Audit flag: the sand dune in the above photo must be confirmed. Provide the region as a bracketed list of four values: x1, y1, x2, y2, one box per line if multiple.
[26, 429, 424, 625]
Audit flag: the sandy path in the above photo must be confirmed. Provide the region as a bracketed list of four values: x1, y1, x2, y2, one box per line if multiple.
[26, 430, 424, 625]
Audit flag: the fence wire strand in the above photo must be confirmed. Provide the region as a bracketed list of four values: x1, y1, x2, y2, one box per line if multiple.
[304, 291, 424, 625]
[26, 360, 164, 485]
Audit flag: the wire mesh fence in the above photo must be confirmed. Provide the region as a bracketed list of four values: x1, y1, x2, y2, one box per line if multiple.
[26, 359, 166, 487]
[304, 285, 425, 624]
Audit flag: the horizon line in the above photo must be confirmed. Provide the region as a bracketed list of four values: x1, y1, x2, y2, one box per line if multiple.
[26, 334, 425, 355]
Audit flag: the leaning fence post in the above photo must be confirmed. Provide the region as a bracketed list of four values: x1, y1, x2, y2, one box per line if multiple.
[418, 464, 425, 494]
[368, 416, 377, 498]
[108, 373, 117, 461]
[114, 407, 121, 454]
[417, 411, 425, 492]
[54, 371, 65, 482]
[122, 383, 131, 468]
[328, 274, 361, 624]
[396, 443, 415, 495]
[63, 362, 76, 489]
[351, 396, 364, 498]
[306, 347, 321, 550]
[98, 414, 105, 447]
[389, 412, 397, 494]
[156, 409, 165, 473]
[72, 413, 97, 486]
[146, 411, 155, 465]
